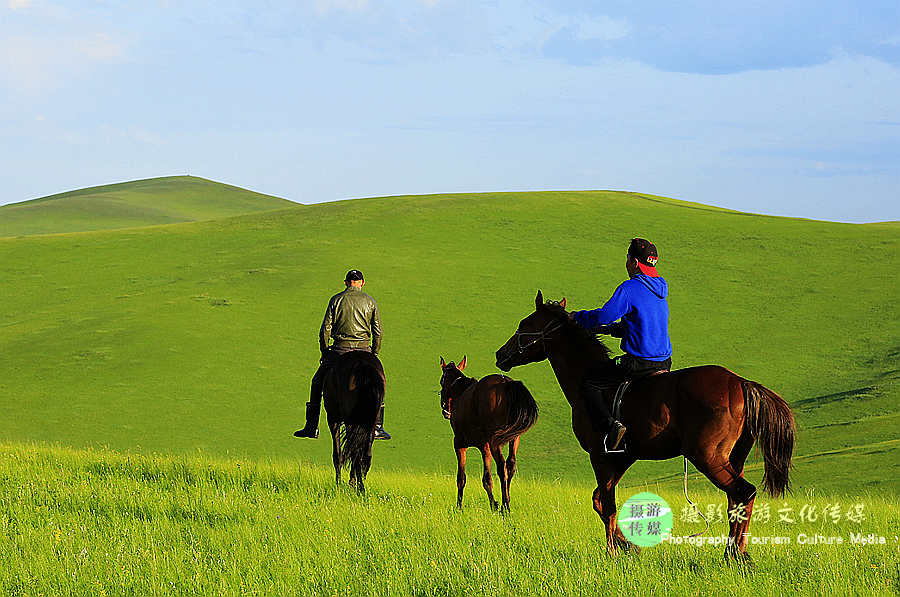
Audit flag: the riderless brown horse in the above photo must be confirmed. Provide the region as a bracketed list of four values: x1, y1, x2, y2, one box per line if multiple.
[323, 350, 384, 493]
[495, 292, 795, 563]
[439, 356, 538, 511]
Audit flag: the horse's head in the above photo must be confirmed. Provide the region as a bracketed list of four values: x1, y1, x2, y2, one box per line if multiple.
[495, 290, 568, 371]
[439, 355, 467, 419]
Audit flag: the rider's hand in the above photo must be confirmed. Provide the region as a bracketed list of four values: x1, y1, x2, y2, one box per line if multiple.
[599, 323, 626, 338]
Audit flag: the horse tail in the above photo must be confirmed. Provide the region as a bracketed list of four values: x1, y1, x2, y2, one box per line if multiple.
[494, 380, 539, 446]
[340, 357, 384, 472]
[742, 380, 795, 497]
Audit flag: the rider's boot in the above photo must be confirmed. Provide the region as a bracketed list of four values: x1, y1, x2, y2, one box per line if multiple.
[293, 402, 320, 439]
[582, 383, 626, 451]
[294, 364, 327, 438]
[374, 404, 391, 440]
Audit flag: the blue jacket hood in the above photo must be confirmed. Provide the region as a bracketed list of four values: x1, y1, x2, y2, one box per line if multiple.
[634, 274, 668, 299]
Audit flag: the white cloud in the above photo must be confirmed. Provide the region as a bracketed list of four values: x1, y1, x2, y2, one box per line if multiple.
[7, 0, 32, 10]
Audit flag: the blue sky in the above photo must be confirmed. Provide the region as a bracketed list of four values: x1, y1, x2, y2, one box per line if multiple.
[2, 1, 898, 222]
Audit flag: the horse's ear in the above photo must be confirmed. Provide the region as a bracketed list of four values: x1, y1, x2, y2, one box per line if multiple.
[535, 290, 543, 309]
[458, 355, 467, 371]
[560, 297, 567, 309]
[440, 356, 446, 368]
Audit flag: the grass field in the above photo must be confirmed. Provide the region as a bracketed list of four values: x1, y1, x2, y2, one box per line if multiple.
[1, 443, 897, 596]
[1, 181, 897, 493]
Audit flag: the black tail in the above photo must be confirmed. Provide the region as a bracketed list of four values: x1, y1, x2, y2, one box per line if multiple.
[494, 380, 539, 446]
[340, 358, 384, 474]
[743, 381, 795, 497]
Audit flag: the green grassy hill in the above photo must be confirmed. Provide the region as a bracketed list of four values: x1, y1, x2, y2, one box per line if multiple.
[0, 185, 897, 495]
[0, 176, 296, 236]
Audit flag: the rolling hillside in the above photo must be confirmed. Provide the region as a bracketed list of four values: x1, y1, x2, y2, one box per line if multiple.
[0, 176, 296, 236]
[0, 180, 897, 494]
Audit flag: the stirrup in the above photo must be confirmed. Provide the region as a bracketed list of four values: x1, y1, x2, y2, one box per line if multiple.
[602, 423, 627, 454]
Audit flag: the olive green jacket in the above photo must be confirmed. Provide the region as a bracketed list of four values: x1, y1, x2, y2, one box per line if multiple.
[319, 286, 383, 354]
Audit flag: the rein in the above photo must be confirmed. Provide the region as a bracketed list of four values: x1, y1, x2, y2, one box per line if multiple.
[497, 318, 565, 368]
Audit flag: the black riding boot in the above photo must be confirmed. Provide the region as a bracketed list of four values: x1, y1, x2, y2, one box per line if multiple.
[294, 363, 328, 439]
[293, 402, 320, 438]
[374, 404, 391, 440]
[582, 382, 626, 450]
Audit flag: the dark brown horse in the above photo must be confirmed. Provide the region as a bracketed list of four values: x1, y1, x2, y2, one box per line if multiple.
[495, 292, 795, 562]
[439, 356, 539, 511]
[323, 350, 384, 493]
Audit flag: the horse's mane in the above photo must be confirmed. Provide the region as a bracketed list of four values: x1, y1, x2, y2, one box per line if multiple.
[543, 301, 613, 362]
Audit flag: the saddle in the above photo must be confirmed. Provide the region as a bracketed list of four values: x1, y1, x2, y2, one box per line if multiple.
[599, 368, 669, 454]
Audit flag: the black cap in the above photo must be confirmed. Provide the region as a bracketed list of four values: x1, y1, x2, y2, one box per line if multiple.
[345, 269, 364, 281]
[628, 238, 658, 267]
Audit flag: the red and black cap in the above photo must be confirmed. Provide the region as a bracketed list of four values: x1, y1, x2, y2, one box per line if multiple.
[628, 238, 660, 277]
[345, 269, 364, 281]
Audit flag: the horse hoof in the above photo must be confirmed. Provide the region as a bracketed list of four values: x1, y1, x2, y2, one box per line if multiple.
[724, 550, 755, 571]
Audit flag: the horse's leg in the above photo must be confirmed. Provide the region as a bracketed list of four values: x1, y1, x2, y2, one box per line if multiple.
[455, 445, 467, 509]
[505, 436, 519, 484]
[330, 422, 341, 486]
[726, 491, 754, 562]
[355, 462, 365, 494]
[690, 455, 757, 565]
[479, 445, 498, 511]
[490, 443, 510, 512]
[590, 451, 638, 556]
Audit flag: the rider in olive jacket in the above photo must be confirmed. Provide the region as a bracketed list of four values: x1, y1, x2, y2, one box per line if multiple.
[294, 270, 390, 440]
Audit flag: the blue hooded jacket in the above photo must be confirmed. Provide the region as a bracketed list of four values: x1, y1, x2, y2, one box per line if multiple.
[572, 274, 672, 361]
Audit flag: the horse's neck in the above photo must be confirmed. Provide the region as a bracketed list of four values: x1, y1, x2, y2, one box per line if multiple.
[451, 375, 476, 400]
[547, 335, 608, 407]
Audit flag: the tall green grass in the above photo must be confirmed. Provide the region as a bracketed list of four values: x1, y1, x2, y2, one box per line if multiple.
[1, 443, 897, 596]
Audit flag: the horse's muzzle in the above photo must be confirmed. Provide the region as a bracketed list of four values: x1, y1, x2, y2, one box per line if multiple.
[495, 348, 513, 372]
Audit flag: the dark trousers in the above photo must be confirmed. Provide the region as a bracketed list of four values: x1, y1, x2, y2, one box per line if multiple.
[581, 354, 671, 430]
[309, 349, 345, 407]
[617, 354, 672, 378]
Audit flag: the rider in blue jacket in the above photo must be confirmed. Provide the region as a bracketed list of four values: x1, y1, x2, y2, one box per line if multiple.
[570, 238, 672, 450]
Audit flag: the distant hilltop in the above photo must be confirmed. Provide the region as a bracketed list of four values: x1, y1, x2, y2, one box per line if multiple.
[0, 176, 298, 237]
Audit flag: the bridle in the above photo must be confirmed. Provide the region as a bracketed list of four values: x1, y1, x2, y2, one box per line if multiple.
[440, 371, 476, 418]
[497, 317, 566, 368]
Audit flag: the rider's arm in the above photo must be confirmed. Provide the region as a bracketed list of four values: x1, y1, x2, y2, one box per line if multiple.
[319, 298, 334, 354]
[571, 283, 631, 330]
[370, 301, 382, 355]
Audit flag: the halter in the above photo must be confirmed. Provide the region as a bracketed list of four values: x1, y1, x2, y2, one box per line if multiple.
[498, 318, 565, 368]
[441, 373, 476, 418]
